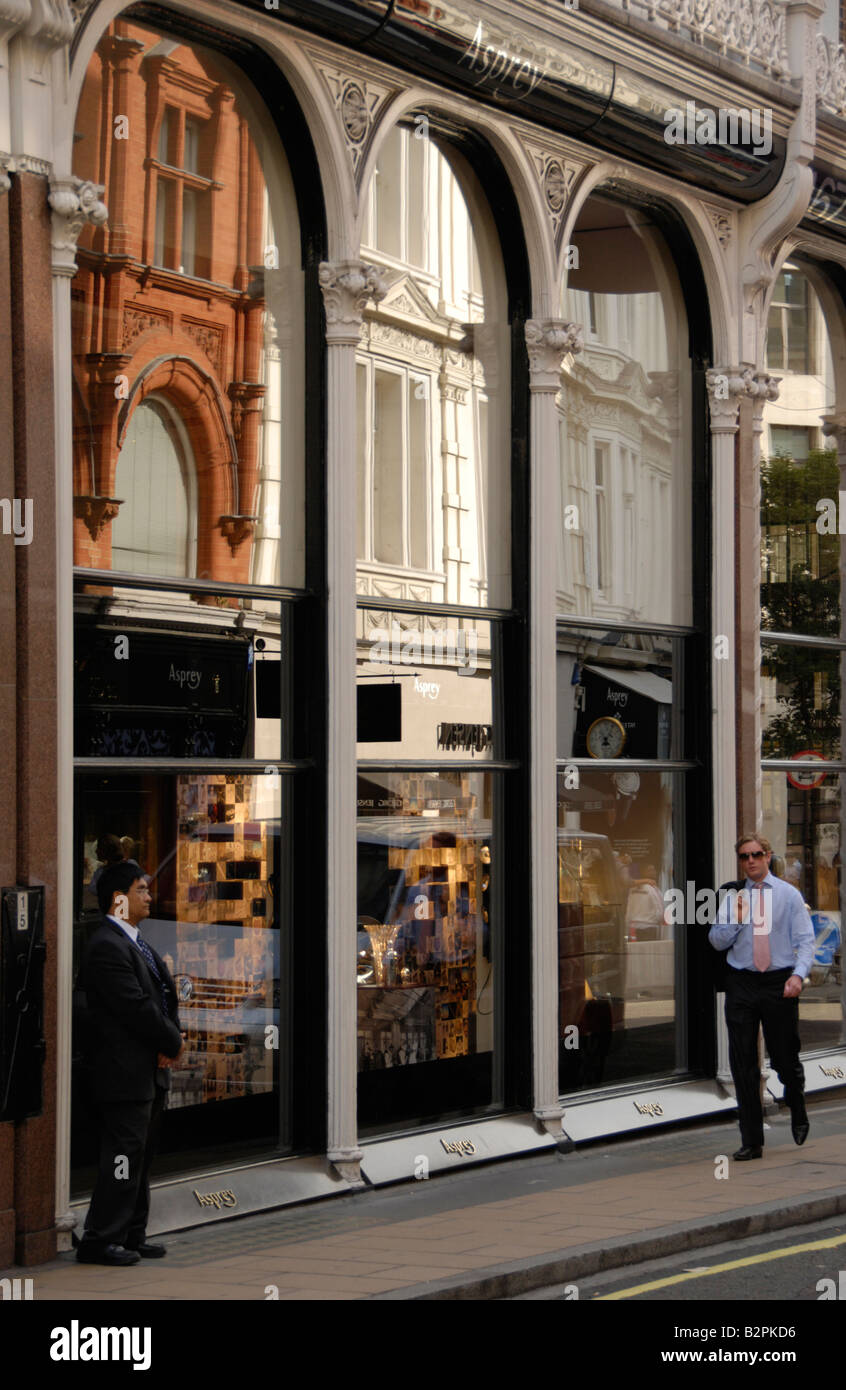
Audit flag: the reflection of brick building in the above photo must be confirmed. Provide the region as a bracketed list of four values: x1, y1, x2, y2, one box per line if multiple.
[71, 21, 268, 581]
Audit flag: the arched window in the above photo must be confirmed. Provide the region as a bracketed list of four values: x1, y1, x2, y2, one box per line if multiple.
[112, 398, 195, 577]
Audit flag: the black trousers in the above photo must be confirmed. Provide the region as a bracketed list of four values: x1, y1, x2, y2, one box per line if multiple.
[80, 1087, 167, 1250]
[725, 966, 806, 1148]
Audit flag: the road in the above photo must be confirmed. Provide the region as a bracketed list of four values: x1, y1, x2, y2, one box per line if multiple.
[518, 1213, 846, 1300]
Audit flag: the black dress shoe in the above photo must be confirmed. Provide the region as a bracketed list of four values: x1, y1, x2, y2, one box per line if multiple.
[733, 1145, 763, 1160]
[127, 1242, 167, 1258]
[76, 1243, 141, 1266]
[791, 1117, 810, 1146]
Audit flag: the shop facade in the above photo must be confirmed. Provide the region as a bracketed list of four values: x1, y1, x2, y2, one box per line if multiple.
[1, 0, 846, 1263]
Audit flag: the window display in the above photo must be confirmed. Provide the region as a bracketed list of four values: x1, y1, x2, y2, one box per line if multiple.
[72, 771, 284, 1186]
[356, 771, 497, 1129]
[557, 770, 678, 1092]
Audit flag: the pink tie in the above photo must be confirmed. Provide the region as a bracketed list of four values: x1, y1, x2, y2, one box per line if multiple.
[752, 887, 771, 972]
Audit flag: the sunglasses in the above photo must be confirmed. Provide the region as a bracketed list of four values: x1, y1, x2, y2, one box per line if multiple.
[738, 850, 766, 860]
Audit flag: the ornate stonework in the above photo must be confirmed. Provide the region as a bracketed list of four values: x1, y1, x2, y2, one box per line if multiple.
[522, 138, 587, 249]
[313, 62, 394, 183]
[48, 175, 108, 277]
[183, 318, 224, 371]
[706, 365, 779, 434]
[73, 494, 122, 542]
[319, 260, 390, 342]
[525, 319, 583, 389]
[122, 305, 171, 350]
[704, 204, 733, 249]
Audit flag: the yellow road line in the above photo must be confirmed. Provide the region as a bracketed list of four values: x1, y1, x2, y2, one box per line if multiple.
[595, 1230, 846, 1299]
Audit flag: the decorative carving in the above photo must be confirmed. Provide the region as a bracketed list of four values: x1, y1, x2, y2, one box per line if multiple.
[49, 175, 108, 277]
[218, 514, 257, 554]
[525, 319, 583, 389]
[68, 0, 98, 25]
[183, 318, 224, 371]
[0, 153, 12, 195]
[122, 306, 171, 350]
[706, 365, 779, 434]
[618, 0, 788, 81]
[74, 495, 122, 542]
[820, 411, 846, 451]
[319, 260, 390, 342]
[314, 63, 392, 181]
[24, 0, 74, 48]
[816, 33, 846, 119]
[704, 204, 733, 248]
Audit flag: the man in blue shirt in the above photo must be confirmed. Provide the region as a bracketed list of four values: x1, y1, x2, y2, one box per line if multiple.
[709, 832, 815, 1161]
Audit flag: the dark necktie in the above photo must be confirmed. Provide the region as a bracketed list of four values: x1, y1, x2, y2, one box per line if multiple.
[135, 933, 170, 1017]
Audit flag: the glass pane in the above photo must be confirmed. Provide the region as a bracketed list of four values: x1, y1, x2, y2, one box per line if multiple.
[559, 197, 692, 625]
[762, 770, 845, 1053]
[73, 583, 284, 759]
[557, 769, 678, 1093]
[359, 126, 510, 607]
[72, 771, 286, 1186]
[557, 626, 675, 761]
[760, 447, 840, 636]
[761, 641, 842, 759]
[356, 770, 498, 1130]
[72, 19, 305, 588]
[357, 609, 494, 759]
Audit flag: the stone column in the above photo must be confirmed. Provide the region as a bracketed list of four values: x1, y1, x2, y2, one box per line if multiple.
[706, 365, 778, 1089]
[48, 174, 108, 1248]
[525, 319, 583, 1135]
[318, 261, 388, 1181]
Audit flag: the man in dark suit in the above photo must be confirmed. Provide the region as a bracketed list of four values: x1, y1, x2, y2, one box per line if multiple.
[76, 860, 184, 1266]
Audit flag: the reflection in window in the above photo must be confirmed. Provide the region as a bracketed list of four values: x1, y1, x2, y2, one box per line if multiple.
[358, 124, 509, 607]
[557, 770, 677, 1093]
[71, 19, 305, 588]
[113, 399, 194, 577]
[767, 268, 812, 374]
[762, 771, 845, 1051]
[356, 770, 497, 1129]
[760, 448, 839, 635]
[559, 197, 692, 625]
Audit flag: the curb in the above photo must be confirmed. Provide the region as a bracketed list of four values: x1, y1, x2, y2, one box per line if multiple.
[370, 1185, 846, 1300]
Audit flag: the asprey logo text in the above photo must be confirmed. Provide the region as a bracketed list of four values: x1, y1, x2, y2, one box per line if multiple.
[50, 1320, 151, 1371]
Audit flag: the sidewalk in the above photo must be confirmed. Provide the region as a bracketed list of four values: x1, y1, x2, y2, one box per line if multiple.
[6, 1096, 846, 1300]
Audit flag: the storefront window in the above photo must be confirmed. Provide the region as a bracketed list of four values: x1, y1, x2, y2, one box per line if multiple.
[72, 771, 286, 1182]
[357, 608, 496, 760]
[71, 16, 308, 1189]
[559, 197, 692, 627]
[761, 261, 846, 1058]
[762, 771, 845, 1051]
[357, 124, 510, 608]
[356, 771, 498, 1130]
[557, 769, 679, 1090]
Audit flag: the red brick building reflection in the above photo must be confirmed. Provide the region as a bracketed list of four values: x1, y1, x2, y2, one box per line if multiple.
[71, 19, 268, 582]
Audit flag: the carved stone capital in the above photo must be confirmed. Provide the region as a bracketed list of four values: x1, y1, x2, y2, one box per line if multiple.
[0, 153, 13, 195]
[24, 0, 74, 49]
[49, 175, 108, 277]
[706, 365, 778, 435]
[218, 514, 257, 554]
[525, 319, 583, 390]
[74, 495, 122, 542]
[319, 260, 390, 344]
[0, 0, 31, 46]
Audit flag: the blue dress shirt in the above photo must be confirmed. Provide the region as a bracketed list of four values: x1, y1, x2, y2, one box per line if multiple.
[708, 871, 815, 977]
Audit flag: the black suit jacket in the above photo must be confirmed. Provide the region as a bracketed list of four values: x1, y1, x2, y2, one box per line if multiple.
[80, 918, 183, 1104]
